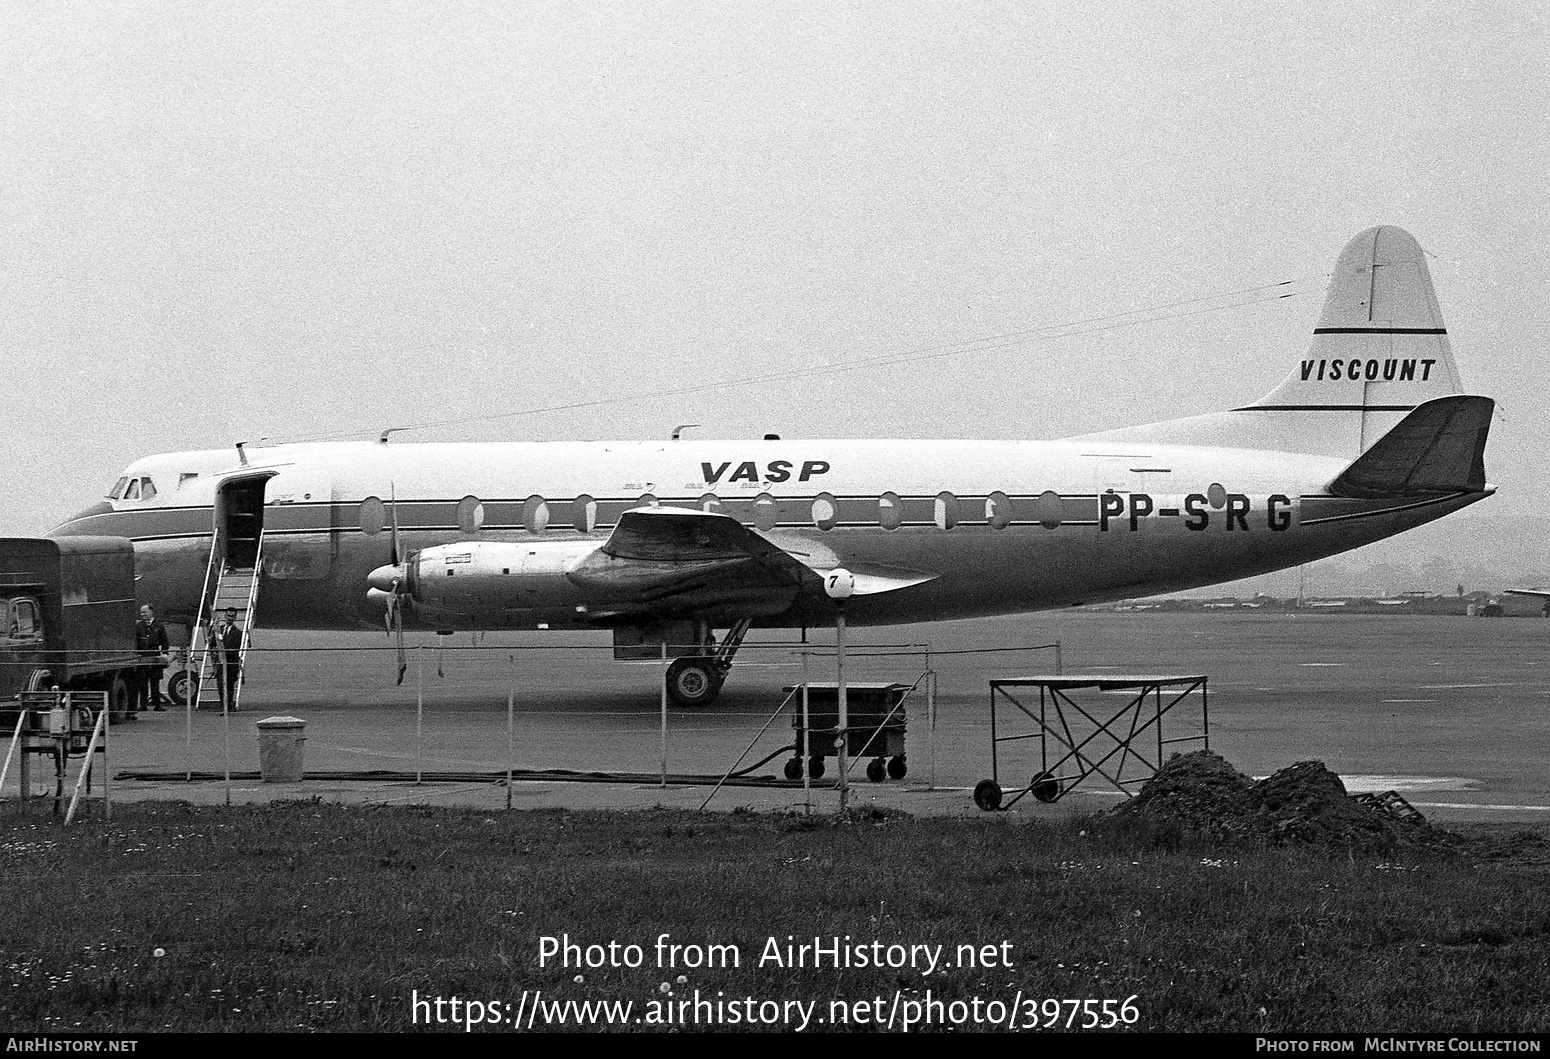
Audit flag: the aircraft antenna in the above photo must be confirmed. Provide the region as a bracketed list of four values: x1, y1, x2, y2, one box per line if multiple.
[671, 424, 700, 440]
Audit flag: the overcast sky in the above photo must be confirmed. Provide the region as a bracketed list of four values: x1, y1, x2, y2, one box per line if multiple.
[3, 1, 1547, 591]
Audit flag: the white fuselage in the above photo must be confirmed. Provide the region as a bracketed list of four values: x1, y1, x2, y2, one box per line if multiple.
[50, 437, 1487, 633]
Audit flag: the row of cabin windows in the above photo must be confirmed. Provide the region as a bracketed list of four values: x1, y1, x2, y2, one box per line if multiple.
[357, 491, 1070, 536]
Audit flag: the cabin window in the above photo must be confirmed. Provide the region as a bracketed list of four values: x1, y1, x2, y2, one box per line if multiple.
[178, 473, 199, 488]
[1036, 490, 1063, 530]
[359, 496, 386, 536]
[934, 492, 959, 531]
[9, 600, 38, 639]
[637, 493, 659, 508]
[108, 477, 129, 500]
[573, 494, 597, 533]
[139, 478, 157, 501]
[456, 495, 484, 534]
[1206, 482, 1227, 509]
[698, 493, 721, 513]
[986, 491, 1012, 529]
[523, 496, 550, 534]
[811, 492, 838, 531]
[878, 492, 902, 531]
[124, 479, 141, 501]
[753, 493, 778, 531]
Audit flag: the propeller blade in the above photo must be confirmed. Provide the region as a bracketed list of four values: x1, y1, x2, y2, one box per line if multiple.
[394, 601, 407, 687]
[388, 481, 402, 568]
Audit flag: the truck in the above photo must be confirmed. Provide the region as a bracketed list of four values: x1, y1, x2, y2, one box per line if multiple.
[0, 536, 142, 719]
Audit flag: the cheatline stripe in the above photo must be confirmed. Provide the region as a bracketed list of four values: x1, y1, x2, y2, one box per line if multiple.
[1311, 327, 1447, 335]
[1232, 404, 1418, 412]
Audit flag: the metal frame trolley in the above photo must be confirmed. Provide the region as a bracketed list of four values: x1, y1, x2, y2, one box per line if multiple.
[976, 674, 1207, 811]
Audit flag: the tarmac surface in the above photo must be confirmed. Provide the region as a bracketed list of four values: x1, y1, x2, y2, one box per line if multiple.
[21, 610, 1550, 823]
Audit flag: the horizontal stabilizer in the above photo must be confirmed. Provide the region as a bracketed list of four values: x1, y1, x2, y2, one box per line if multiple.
[1328, 396, 1493, 498]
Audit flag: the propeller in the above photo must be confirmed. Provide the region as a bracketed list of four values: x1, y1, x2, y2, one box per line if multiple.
[366, 483, 410, 685]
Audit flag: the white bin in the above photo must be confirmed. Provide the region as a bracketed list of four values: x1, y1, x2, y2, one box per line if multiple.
[256, 715, 307, 783]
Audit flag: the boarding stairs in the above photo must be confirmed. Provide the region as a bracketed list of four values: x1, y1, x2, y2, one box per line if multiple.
[186, 535, 263, 712]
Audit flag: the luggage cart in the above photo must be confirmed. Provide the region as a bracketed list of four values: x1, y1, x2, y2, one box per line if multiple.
[785, 682, 909, 782]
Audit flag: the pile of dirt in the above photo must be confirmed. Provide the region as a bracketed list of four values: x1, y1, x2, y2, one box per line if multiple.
[1114, 750, 1453, 853]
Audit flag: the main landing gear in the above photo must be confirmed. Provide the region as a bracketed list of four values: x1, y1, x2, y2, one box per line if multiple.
[664, 619, 752, 708]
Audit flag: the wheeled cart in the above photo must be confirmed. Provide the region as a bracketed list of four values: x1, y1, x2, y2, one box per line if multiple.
[784, 682, 909, 782]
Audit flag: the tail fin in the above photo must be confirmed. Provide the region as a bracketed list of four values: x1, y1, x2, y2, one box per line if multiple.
[1328, 395, 1492, 498]
[1248, 225, 1465, 452]
[1071, 226, 1475, 458]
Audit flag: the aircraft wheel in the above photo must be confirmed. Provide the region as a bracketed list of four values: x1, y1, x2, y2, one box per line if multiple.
[783, 758, 803, 781]
[866, 758, 887, 783]
[665, 658, 720, 708]
[808, 755, 826, 780]
[973, 779, 1002, 812]
[887, 754, 908, 780]
[166, 669, 196, 709]
[108, 673, 132, 722]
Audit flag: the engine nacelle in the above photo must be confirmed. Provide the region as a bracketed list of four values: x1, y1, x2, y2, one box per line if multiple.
[410, 540, 600, 614]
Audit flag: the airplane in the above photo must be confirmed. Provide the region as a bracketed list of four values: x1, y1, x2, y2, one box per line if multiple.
[44, 225, 1495, 707]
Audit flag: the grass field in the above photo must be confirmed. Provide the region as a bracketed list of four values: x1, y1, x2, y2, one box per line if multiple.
[2, 800, 1548, 1033]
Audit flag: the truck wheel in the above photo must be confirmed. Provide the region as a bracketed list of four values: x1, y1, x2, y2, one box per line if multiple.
[108, 674, 132, 722]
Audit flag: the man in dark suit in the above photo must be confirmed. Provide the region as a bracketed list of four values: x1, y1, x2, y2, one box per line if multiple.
[134, 605, 171, 713]
[215, 608, 244, 711]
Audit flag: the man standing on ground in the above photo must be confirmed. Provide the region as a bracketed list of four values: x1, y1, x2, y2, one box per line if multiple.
[216, 608, 244, 711]
[134, 604, 171, 713]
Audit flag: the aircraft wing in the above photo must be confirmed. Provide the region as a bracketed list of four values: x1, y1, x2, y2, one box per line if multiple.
[1505, 589, 1550, 600]
[566, 507, 936, 620]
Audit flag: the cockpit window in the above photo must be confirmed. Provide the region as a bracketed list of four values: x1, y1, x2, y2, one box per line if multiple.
[108, 477, 129, 500]
[140, 478, 157, 500]
[124, 479, 141, 501]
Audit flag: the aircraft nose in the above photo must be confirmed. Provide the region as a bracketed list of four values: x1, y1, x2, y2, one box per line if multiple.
[368, 564, 405, 594]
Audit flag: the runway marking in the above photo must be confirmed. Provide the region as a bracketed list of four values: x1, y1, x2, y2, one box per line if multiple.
[1342, 775, 1477, 793]
[1418, 683, 1516, 690]
[1382, 698, 1438, 703]
[1300, 663, 1346, 667]
[1412, 802, 1550, 812]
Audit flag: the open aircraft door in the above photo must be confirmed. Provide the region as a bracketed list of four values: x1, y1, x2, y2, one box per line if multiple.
[212, 471, 277, 570]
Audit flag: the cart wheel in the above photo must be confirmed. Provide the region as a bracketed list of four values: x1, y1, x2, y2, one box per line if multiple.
[866, 758, 886, 783]
[887, 755, 908, 780]
[1031, 773, 1060, 803]
[166, 668, 196, 709]
[973, 779, 1002, 811]
[808, 755, 826, 780]
[783, 757, 803, 781]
